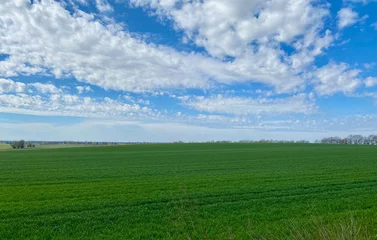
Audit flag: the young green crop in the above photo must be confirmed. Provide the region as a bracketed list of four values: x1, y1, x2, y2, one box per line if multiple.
[0, 143, 377, 239]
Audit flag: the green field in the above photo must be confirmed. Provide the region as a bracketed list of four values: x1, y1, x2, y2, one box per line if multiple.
[0, 143, 88, 150]
[33, 144, 100, 149]
[1, 143, 377, 239]
[0, 143, 11, 150]
[1, 143, 105, 150]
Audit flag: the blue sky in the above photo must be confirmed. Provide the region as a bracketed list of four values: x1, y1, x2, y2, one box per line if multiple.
[0, 0, 377, 142]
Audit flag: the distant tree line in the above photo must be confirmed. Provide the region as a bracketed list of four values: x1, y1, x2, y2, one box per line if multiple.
[6, 137, 377, 148]
[238, 140, 310, 144]
[10, 140, 35, 149]
[196, 140, 311, 144]
[318, 135, 377, 145]
[174, 140, 311, 144]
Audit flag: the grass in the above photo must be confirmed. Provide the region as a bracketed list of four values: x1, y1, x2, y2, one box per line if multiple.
[0, 143, 11, 150]
[0, 143, 377, 239]
[286, 217, 374, 240]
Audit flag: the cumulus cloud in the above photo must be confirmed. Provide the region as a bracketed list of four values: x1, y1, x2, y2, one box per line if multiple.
[0, 91, 154, 119]
[0, 0, 206, 92]
[130, 0, 345, 94]
[0, 78, 27, 93]
[130, 0, 330, 58]
[0, 79, 63, 95]
[0, 0, 312, 94]
[365, 77, 377, 87]
[290, 30, 334, 70]
[313, 63, 362, 95]
[76, 86, 92, 94]
[95, 0, 113, 12]
[337, 8, 359, 29]
[130, 0, 335, 81]
[0, 0, 340, 94]
[29, 82, 61, 94]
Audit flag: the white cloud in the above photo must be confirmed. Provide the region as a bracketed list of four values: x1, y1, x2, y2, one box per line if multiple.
[95, 0, 113, 12]
[313, 63, 361, 95]
[131, 0, 335, 79]
[181, 94, 316, 116]
[0, 92, 154, 119]
[0, 0, 313, 94]
[365, 77, 377, 87]
[29, 82, 61, 94]
[290, 29, 334, 70]
[76, 86, 92, 94]
[0, 0, 206, 92]
[131, 0, 330, 58]
[0, 78, 27, 93]
[337, 8, 359, 29]
[0, 79, 65, 95]
[0, 0, 342, 94]
[132, 0, 345, 94]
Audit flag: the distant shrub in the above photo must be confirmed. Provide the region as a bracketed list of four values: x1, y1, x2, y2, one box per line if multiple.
[27, 142, 35, 148]
[10, 140, 25, 149]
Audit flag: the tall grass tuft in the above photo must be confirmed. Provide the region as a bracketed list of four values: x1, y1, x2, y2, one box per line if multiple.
[286, 217, 375, 240]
